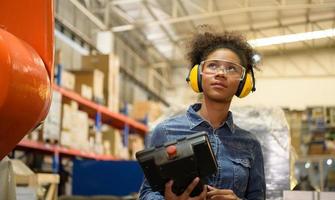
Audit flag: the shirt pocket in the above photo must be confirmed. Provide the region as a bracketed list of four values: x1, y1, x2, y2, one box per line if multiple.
[230, 158, 251, 196]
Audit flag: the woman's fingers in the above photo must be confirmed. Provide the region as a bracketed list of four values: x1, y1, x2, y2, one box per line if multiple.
[165, 180, 175, 198]
[181, 177, 200, 198]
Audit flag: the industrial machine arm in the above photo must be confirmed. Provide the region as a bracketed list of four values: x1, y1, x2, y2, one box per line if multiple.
[0, 0, 54, 159]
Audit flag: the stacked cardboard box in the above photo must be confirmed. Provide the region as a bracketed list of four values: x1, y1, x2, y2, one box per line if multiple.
[80, 84, 93, 100]
[72, 69, 104, 104]
[102, 128, 122, 156]
[60, 70, 75, 90]
[102, 127, 129, 159]
[308, 142, 327, 155]
[131, 101, 162, 122]
[43, 91, 62, 143]
[128, 134, 144, 160]
[60, 101, 89, 151]
[81, 54, 120, 112]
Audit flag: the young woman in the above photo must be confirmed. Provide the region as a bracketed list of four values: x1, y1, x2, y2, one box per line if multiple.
[139, 27, 266, 200]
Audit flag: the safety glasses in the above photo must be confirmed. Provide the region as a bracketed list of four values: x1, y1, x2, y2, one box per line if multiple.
[200, 59, 246, 80]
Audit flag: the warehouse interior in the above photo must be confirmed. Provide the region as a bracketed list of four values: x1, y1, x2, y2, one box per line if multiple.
[1, 0, 335, 199]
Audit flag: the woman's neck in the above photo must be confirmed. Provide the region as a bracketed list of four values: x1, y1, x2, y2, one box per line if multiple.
[199, 97, 231, 129]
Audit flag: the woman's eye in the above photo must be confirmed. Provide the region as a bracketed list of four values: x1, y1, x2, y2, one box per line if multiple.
[227, 66, 237, 72]
[207, 63, 217, 69]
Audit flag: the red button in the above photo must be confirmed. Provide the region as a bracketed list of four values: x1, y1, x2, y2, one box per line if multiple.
[166, 145, 177, 157]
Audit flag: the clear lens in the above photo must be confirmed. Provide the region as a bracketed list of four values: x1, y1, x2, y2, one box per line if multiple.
[201, 59, 245, 80]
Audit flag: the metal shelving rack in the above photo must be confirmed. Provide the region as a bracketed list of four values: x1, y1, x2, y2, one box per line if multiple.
[53, 85, 148, 134]
[14, 85, 148, 162]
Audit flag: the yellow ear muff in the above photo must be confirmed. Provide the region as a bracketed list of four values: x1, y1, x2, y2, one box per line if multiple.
[186, 64, 202, 93]
[236, 73, 253, 98]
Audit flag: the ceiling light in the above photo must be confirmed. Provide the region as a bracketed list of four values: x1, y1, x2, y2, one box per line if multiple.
[248, 28, 335, 47]
[252, 53, 261, 64]
[305, 162, 311, 169]
[327, 159, 333, 166]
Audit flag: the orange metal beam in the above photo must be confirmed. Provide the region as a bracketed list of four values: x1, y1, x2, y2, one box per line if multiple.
[17, 139, 117, 161]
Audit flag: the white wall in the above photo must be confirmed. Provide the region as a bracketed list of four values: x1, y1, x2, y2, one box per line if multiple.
[231, 77, 335, 109]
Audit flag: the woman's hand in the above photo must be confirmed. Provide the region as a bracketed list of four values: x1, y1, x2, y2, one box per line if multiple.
[206, 186, 241, 200]
[164, 177, 207, 200]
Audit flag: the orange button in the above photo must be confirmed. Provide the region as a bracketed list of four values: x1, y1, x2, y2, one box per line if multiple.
[166, 145, 177, 157]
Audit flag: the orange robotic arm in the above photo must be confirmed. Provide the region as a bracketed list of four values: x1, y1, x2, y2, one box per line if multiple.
[0, 0, 54, 159]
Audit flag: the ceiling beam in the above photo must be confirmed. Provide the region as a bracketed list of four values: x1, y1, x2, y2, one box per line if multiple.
[111, 2, 335, 32]
[145, 16, 335, 45]
[176, 0, 197, 29]
[213, 0, 227, 30]
[69, 0, 108, 30]
[141, 0, 177, 82]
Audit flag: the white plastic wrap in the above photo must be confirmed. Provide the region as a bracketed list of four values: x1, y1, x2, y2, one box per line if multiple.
[232, 106, 290, 200]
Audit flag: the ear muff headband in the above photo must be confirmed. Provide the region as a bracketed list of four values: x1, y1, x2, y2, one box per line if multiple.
[186, 64, 203, 93]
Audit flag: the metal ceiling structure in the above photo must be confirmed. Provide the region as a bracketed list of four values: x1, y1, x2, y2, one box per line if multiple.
[57, 0, 335, 81]
[84, 0, 334, 73]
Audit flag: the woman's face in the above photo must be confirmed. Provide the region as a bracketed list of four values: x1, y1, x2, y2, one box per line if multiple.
[201, 48, 243, 103]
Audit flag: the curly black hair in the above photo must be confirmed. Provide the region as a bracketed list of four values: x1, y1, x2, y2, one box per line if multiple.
[186, 25, 257, 71]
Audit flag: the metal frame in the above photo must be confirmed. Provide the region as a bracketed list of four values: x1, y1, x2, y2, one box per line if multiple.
[56, 0, 335, 94]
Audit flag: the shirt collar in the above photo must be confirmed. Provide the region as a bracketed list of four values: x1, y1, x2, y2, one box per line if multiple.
[186, 103, 236, 134]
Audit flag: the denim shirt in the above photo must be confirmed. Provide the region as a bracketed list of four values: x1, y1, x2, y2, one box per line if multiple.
[139, 103, 266, 200]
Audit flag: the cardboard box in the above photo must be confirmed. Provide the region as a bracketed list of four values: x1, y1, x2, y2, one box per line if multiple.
[308, 143, 326, 155]
[131, 101, 162, 122]
[28, 125, 43, 142]
[43, 91, 62, 143]
[81, 84, 93, 100]
[71, 110, 89, 150]
[81, 54, 120, 112]
[61, 104, 74, 131]
[128, 134, 144, 160]
[73, 69, 104, 104]
[60, 131, 72, 148]
[60, 102, 89, 150]
[60, 70, 75, 90]
[103, 140, 112, 155]
[118, 146, 129, 160]
[102, 128, 123, 157]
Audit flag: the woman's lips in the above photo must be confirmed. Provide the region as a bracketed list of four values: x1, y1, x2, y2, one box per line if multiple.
[211, 82, 228, 89]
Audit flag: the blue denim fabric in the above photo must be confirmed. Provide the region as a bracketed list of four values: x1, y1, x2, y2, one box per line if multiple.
[139, 103, 266, 200]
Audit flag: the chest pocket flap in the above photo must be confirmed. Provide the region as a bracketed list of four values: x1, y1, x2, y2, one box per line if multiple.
[231, 158, 251, 168]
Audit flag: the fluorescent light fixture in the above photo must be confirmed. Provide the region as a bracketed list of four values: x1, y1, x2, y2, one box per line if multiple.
[248, 28, 335, 47]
